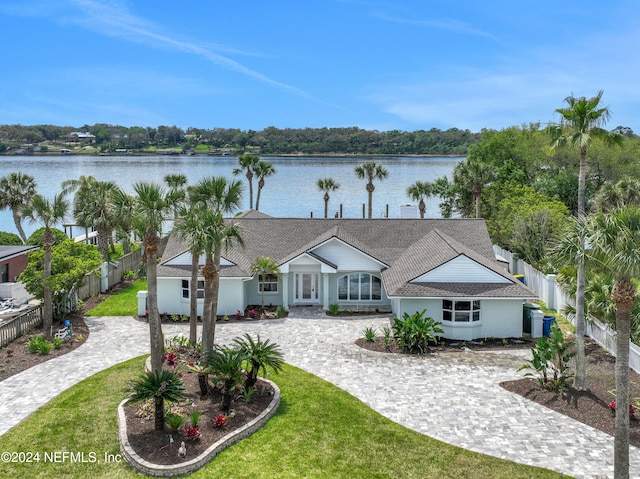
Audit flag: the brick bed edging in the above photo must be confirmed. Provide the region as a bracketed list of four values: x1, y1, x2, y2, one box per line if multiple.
[117, 378, 281, 477]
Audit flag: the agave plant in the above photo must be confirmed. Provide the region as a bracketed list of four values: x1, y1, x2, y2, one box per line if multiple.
[126, 369, 186, 431]
[233, 333, 284, 390]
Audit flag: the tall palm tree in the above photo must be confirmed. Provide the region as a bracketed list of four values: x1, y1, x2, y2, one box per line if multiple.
[317, 178, 340, 218]
[406, 181, 434, 218]
[354, 162, 389, 218]
[251, 256, 280, 312]
[131, 182, 178, 372]
[585, 208, 640, 479]
[232, 153, 260, 210]
[23, 192, 68, 339]
[173, 200, 208, 346]
[253, 161, 276, 211]
[547, 90, 623, 390]
[454, 158, 493, 219]
[164, 173, 188, 219]
[61, 175, 97, 244]
[190, 177, 244, 352]
[73, 180, 120, 261]
[0, 172, 37, 243]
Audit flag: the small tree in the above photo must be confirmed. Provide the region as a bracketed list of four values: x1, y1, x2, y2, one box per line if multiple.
[392, 310, 443, 354]
[204, 346, 246, 413]
[317, 178, 340, 218]
[233, 333, 284, 390]
[126, 370, 186, 431]
[251, 256, 280, 312]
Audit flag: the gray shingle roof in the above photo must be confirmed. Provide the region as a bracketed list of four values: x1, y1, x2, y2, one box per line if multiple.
[158, 217, 535, 299]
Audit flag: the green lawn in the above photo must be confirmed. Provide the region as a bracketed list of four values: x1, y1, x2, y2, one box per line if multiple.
[0, 357, 569, 479]
[86, 280, 147, 316]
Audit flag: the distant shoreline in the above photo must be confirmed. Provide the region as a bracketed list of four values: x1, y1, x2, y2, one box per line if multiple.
[0, 151, 465, 159]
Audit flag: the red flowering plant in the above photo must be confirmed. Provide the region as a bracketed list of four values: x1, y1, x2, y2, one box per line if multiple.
[236, 309, 244, 319]
[212, 414, 228, 428]
[248, 309, 257, 318]
[165, 352, 177, 366]
[181, 424, 201, 440]
[609, 400, 638, 418]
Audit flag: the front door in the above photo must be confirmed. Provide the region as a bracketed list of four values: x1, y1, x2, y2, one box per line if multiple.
[295, 273, 318, 303]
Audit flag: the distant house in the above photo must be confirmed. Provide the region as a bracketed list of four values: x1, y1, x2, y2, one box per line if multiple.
[68, 132, 96, 142]
[0, 245, 37, 283]
[157, 212, 537, 340]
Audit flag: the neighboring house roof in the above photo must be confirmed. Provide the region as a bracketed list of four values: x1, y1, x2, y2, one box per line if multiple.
[158, 217, 535, 299]
[0, 245, 37, 262]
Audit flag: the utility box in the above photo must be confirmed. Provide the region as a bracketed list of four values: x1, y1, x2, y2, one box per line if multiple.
[137, 290, 148, 317]
[532, 310, 544, 338]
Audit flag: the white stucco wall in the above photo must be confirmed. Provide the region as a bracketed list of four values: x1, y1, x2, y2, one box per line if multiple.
[157, 278, 246, 317]
[394, 298, 523, 341]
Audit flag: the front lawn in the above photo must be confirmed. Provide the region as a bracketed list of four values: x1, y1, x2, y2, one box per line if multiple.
[85, 279, 147, 316]
[0, 357, 566, 479]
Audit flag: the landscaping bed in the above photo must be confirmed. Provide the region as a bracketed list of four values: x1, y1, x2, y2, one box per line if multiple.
[122, 371, 275, 466]
[0, 311, 89, 382]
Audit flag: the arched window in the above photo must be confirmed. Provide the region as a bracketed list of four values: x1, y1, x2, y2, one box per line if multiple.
[338, 273, 382, 301]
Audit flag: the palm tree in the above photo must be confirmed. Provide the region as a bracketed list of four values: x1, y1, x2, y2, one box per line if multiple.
[190, 177, 244, 352]
[354, 162, 389, 218]
[547, 90, 623, 390]
[61, 175, 97, 245]
[584, 208, 640, 479]
[73, 180, 120, 261]
[251, 256, 281, 312]
[233, 333, 284, 390]
[593, 178, 640, 212]
[204, 346, 246, 413]
[253, 161, 276, 211]
[131, 182, 178, 372]
[163, 173, 188, 219]
[126, 370, 186, 431]
[173, 201, 208, 346]
[406, 181, 434, 218]
[317, 178, 340, 218]
[0, 172, 37, 243]
[454, 158, 493, 219]
[232, 153, 260, 210]
[23, 192, 68, 339]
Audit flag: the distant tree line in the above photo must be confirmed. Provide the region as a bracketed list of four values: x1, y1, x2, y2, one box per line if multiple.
[0, 124, 481, 156]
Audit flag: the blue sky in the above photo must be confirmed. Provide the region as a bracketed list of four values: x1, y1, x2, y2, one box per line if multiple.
[1, 0, 639, 133]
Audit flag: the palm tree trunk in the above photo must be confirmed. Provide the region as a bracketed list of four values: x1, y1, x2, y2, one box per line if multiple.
[154, 397, 165, 431]
[574, 147, 588, 390]
[323, 193, 329, 218]
[201, 254, 215, 353]
[419, 199, 425, 219]
[209, 249, 222, 345]
[145, 234, 164, 372]
[255, 186, 263, 211]
[475, 194, 481, 219]
[366, 182, 374, 218]
[12, 210, 27, 243]
[613, 286, 633, 479]
[573, 260, 588, 389]
[97, 227, 110, 261]
[246, 171, 254, 210]
[189, 252, 198, 346]
[43, 243, 53, 339]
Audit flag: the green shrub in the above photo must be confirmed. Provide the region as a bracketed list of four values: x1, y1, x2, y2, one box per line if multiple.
[27, 336, 47, 354]
[363, 326, 377, 342]
[53, 337, 62, 349]
[328, 303, 340, 315]
[166, 413, 185, 431]
[392, 310, 443, 354]
[518, 322, 575, 394]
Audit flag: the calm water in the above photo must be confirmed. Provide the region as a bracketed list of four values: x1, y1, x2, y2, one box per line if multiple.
[0, 155, 463, 237]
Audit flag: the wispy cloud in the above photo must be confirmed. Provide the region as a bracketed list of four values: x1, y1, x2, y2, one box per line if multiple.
[373, 11, 497, 39]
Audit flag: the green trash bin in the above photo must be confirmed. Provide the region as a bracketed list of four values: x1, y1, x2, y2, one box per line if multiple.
[523, 302, 541, 335]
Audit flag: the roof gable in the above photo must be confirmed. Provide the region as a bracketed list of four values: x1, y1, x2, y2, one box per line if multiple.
[411, 255, 511, 283]
[163, 251, 235, 267]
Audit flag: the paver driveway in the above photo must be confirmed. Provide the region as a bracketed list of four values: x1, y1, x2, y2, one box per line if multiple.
[0, 314, 639, 478]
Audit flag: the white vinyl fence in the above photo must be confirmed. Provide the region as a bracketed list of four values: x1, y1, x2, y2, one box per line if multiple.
[494, 245, 640, 374]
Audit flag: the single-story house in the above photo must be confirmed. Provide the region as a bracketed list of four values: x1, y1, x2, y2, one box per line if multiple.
[0, 245, 37, 284]
[157, 211, 537, 340]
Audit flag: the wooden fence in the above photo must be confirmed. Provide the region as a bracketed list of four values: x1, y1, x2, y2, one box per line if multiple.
[0, 307, 43, 348]
[493, 245, 640, 374]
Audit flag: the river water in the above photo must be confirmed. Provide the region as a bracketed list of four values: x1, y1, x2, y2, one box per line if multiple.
[0, 155, 463, 238]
